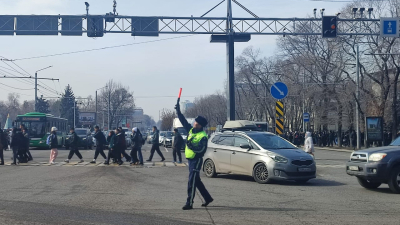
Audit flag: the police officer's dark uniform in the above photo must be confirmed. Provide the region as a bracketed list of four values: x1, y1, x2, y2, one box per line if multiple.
[176, 104, 213, 210]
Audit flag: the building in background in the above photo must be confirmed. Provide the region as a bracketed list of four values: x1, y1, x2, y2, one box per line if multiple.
[127, 108, 145, 130]
[79, 112, 96, 128]
[180, 100, 194, 114]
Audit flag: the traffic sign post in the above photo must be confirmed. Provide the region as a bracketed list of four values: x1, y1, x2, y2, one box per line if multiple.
[270, 82, 288, 100]
[275, 101, 284, 135]
[380, 18, 399, 37]
[303, 113, 310, 122]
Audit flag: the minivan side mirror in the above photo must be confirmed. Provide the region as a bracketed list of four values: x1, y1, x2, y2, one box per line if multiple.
[240, 143, 251, 149]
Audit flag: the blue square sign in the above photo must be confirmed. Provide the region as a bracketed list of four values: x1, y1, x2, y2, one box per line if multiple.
[381, 18, 399, 37]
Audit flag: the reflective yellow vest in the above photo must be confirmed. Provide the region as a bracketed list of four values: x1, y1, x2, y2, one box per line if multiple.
[185, 128, 208, 159]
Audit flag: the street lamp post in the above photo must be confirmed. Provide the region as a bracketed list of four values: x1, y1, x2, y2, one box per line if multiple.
[356, 45, 360, 150]
[35, 66, 53, 112]
[95, 85, 107, 126]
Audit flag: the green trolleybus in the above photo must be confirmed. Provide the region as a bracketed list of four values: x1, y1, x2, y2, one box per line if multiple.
[15, 112, 68, 149]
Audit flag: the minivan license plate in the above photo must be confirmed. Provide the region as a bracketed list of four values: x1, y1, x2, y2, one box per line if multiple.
[298, 168, 312, 172]
[349, 166, 359, 171]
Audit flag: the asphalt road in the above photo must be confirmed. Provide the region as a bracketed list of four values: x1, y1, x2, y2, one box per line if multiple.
[0, 145, 399, 225]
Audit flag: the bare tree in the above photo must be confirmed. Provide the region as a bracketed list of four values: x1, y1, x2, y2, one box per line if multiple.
[98, 80, 135, 129]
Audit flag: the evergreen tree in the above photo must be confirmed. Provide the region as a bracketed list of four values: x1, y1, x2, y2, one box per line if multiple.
[36, 97, 50, 114]
[60, 85, 79, 128]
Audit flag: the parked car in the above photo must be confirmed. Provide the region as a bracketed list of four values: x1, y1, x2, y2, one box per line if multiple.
[65, 128, 93, 150]
[159, 131, 166, 145]
[147, 132, 154, 144]
[125, 132, 132, 149]
[203, 120, 316, 184]
[163, 131, 174, 147]
[346, 136, 400, 193]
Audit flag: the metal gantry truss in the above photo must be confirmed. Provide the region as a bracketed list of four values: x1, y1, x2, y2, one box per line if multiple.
[0, 0, 384, 121]
[0, 15, 381, 36]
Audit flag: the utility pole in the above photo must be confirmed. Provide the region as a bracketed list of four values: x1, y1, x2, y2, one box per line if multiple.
[95, 85, 107, 126]
[108, 91, 111, 130]
[226, 0, 235, 121]
[34, 66, 53, 112]
[356, 45, 360, 150]
[303, 72, 306, 133]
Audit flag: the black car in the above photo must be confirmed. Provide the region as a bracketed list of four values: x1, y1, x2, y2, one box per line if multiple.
[65, 128, 93, 150]
[346, 137, 400, 193]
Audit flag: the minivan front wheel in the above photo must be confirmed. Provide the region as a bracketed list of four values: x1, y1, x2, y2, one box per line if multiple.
[388, 166, 400, 193]
[204, 159, 217, 178]
[253, 163, 272, 184]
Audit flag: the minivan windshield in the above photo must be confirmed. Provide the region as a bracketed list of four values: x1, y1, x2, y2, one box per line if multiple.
[247, 133, 296, 149]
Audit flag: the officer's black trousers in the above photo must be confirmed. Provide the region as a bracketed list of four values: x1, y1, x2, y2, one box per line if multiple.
[94, 145, 106, 160]
[148, 144, 165, 161]
[68, 146, 83, 160]
[186, 158, 212, 206]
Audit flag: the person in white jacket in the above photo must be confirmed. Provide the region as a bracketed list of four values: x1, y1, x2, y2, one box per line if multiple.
[304, 132, 314, 156]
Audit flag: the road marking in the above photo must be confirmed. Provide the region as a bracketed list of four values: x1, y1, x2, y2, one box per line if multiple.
[164, 147, 169, 152]
[1, 161, 188, 168]
[317, 164, 345, 168]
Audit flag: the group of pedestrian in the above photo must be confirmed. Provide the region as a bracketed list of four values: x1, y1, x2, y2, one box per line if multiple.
[8, 125, 33, 165]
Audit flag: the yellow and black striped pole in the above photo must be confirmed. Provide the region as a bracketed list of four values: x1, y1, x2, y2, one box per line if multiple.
[275, 101, 284, 135]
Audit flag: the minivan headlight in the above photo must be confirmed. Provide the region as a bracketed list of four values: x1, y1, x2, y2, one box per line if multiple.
[270, 155, 288, 164]
[369, 153, 387, 162]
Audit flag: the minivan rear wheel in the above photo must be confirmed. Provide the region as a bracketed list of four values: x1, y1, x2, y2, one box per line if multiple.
[204, 159, 217, 178]
[253, 163, 272, 184]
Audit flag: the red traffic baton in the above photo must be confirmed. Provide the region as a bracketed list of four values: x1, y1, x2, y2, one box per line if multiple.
[177, 88, 182, 104]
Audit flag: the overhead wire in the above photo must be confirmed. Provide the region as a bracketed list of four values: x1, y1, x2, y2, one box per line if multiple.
[10, 61, 60, 94]
[11, 35, 196, 61]
[0, 82, 34, 91]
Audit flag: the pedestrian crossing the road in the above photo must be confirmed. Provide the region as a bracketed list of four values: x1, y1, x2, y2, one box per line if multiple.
[1, 161, 188, 168]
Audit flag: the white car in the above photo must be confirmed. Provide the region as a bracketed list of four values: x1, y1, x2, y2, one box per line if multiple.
[159, 131, 166, 145]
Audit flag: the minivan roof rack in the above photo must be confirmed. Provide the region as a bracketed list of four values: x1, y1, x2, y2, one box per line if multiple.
[222, 120, 258, 132]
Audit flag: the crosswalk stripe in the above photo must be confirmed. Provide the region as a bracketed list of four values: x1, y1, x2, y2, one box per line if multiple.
[1, 161, 188, 168]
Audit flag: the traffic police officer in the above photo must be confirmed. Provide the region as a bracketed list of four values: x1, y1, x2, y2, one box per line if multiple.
[175, 103, 213, 210]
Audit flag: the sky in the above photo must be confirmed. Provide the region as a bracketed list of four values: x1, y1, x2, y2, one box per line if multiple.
[0, 0, 347, 121]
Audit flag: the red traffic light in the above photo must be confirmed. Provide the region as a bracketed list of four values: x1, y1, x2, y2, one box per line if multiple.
[331, 24, 336, 29]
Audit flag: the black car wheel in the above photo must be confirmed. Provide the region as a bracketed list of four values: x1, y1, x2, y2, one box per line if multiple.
[357, 177, 381, 189]
[253, 163, 272, 184]
[204, 159, 217, 178]
[388, 166, 400, 193]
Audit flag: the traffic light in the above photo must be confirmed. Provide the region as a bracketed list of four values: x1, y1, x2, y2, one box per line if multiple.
[322, 16, 337, 38]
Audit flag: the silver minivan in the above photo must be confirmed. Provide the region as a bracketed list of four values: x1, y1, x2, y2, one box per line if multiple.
[203, 129, 316, 184]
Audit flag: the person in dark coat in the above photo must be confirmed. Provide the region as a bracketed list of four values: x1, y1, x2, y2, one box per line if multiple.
[10, 128, 22, 165]
[114, 128, 124, 165]
[146, 126, 165, 162]
[91, 126, 107, 164]
[0, 129, 6, 165]
[105, 131, 116, 165]
[130, 127, 143, 165]
[18, 128, 29, 163]
[118, 127, 131, 162]
[172, 128, 183, 163]
[65, 128, 84, 163]
[20, 124, 33, 161]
